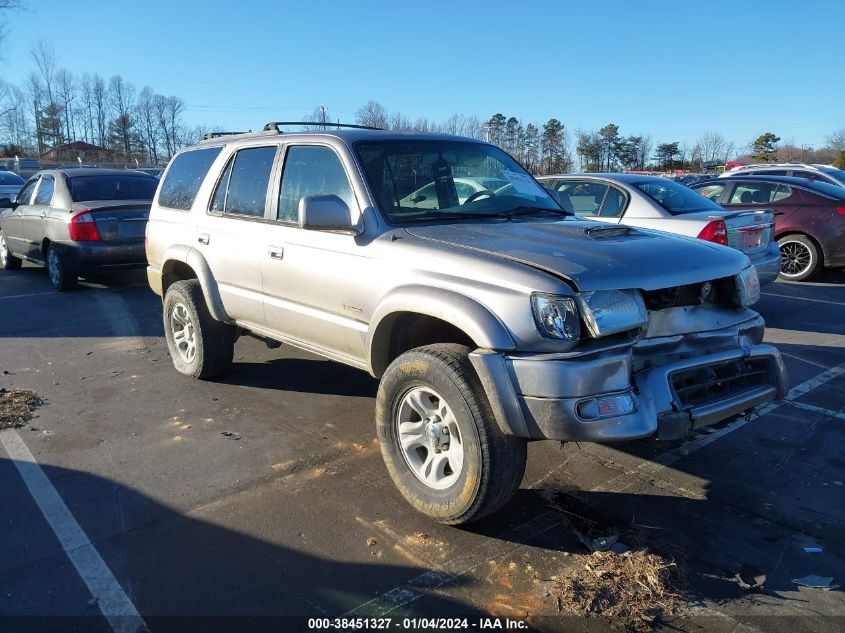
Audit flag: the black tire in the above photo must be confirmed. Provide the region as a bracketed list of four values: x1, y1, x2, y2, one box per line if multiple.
[46, 243, 76, 291]
[376, 343, 527, 525]
[163, 279, 235, 379]
[777, 234, 820, 281]
[0, 233, 22, 270]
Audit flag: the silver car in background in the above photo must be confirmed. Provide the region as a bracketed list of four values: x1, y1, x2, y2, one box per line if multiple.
[718, 163, 845, 188]
[538, 174, 781, 285]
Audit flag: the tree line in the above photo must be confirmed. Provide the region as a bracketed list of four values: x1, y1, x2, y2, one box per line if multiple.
[0, 42, 206, 166]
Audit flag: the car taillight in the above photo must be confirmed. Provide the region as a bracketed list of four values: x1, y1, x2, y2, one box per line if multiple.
[697, 220, 728, 245]
[68, 210, 101, 241]
[836, 207, 845, 215]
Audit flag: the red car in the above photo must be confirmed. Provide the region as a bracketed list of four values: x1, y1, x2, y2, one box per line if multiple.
[692, 175, 845, 281]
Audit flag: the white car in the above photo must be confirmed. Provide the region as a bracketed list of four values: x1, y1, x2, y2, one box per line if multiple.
[718, 163, 845, 188]
[538, 174, 781, 285]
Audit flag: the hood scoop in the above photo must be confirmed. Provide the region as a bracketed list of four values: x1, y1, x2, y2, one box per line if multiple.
[585, 225, 632, 239]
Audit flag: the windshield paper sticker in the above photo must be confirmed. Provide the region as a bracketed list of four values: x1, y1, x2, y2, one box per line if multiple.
[501, 169, 546, 197]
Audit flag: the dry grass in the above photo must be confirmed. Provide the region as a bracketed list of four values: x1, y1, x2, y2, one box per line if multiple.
[554, 550, 686, 632]
[0, 388, 42, 430]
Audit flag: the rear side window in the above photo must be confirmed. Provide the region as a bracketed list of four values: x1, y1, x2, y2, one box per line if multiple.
[33, 176, 54, 205]
[729, 182, 779, 205]
[158, 147, 222, 210]
[210, 146, 277, 217]
[554, 180, 608, 216]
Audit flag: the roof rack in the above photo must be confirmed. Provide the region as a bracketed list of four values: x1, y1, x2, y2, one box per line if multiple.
[262, 121, 384, 132]
[202, 131, 247, 140]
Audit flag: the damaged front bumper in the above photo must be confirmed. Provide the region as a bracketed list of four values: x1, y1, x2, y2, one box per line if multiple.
[470, 314, 788, 442]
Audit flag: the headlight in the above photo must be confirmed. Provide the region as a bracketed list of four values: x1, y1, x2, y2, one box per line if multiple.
[576, 289, 648, 337]
[734, 265, 760, 306]
[531, 294, 580, 341]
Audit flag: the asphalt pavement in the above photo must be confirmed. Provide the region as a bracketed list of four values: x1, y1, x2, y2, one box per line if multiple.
[1, 263, 843, 633]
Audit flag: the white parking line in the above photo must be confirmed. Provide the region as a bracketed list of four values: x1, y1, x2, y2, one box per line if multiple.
[761, 291, 845, 308]
[0, 291, 58, 301]
[0, 430, 146, 633]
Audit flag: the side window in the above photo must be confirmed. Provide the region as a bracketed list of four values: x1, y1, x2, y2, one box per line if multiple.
[278, 146, 355, 223]
[158, 147, 223, 210]
[763, 170, 788, 176]
[15, 179, 38, 205]
[598, 187, 625, 217]
[210, 146, 277, 217]
[696, 183, 726, 201]
[790, 170, 817, 181]
[555, 181, 608, 216]
[729, 182, 778, 205]
[772, 184, 792, 202]
[33, 176, 54, 205]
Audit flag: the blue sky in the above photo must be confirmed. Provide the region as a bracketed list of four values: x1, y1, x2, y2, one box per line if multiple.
[2, 0, 842, 148]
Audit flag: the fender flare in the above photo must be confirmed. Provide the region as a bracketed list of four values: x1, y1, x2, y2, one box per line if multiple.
[367, 285, 515, 376]
[160, 245, 230, 323]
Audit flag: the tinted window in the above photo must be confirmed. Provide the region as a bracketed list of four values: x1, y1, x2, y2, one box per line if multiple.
[158, 147, 222, 210]
[0, 172, 24, 185]
[33, 176, 54, 205]
[635, 179, 724, 215]
[211, 146, 277, 217]
[728, 182, 779, 205]
[598, 187, 625, 217]
[554, 180, 608, 215]
[16, 179, 38, 205]
[278, 146, 354, 223]
[761, 170, 788, 176]
[67, 175, 158, 202]
[695, 182, 726, 200]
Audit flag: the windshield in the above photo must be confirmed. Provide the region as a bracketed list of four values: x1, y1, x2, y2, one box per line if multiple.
[67, 175, 158, 202]
[635, 179, 725, 215]
[355, 140, 561, 223]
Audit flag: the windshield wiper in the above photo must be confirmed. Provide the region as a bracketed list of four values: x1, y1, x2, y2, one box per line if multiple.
[392, 211, 505, 223]
[497, 206, 573, 218]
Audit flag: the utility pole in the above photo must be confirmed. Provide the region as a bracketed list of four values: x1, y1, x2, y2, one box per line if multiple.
[34, 99, 44, 157]
[319, 106, 327, 129]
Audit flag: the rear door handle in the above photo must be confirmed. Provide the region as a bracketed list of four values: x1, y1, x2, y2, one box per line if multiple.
[268, 246, 284, 260]
[197, 233, 210, 245]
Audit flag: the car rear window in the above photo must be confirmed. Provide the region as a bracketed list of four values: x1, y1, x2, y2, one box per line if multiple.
[158, 147, 223, 210]
[67, 175, 159, 202]
[635, 179, 725, 215]
[0, 172, 24, 185]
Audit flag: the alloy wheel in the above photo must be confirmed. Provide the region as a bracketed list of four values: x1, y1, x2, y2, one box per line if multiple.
[396, 386, 464, 490]
[170, 303, 197, 363]
[47, 248, 61, 286]
[780, 240, 813, 278]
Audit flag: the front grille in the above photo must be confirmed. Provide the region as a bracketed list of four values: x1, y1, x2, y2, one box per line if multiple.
[670, 358, 771, 409]
[642, 277, 734, 311]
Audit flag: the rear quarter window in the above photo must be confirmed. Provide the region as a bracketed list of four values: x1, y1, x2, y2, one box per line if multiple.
[158, 147, 223, 211]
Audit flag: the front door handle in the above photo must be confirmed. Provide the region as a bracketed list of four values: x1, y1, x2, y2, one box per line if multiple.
[268, 246, 284, 260]
[197, 233, 210, 245]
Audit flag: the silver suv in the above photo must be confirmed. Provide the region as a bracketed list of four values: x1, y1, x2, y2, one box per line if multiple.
[145, 124, 787, 524]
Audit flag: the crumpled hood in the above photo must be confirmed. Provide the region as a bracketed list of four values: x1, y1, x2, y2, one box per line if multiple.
[405, 219, 749, 291]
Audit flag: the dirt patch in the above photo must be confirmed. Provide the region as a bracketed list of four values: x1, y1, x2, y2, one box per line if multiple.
[553, 550, 686, 632]
[0, 388, 43, 430]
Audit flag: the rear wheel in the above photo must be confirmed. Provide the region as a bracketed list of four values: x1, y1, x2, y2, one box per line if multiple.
[376, 343, 527, 524]
[46, 244, 76, 291]
[778, 234, 820, 281]
[0, 233, 22, 270]
[163, 279, 235, 379]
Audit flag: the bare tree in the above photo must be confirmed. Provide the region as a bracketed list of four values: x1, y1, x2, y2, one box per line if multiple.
[56, 69, 77, 142]
[695, 131, 728, 163]
[108, 74, 136, 158]
[0, 0, 22, 56]
[135, 86, 160, 164]
[355, 100, 388, 129]
[388, 110, 411, 131]
[827, 129, 845, 153]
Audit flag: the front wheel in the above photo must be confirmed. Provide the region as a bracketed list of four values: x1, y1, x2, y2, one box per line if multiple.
[0, 233, 22, 270]
[46, 244, 76, 291]
[376, 344, 527, 525]
[163, 279, 235, 379]
[778, 234, 820, 281]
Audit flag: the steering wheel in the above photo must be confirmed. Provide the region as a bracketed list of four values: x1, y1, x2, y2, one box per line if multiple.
[463, 190, 495, 204]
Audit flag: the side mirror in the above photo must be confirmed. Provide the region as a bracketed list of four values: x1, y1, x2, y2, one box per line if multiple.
[298, 194, 360, 235]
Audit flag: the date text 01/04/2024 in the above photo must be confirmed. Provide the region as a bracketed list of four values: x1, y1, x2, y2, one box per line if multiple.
[306, 617, 529, 630]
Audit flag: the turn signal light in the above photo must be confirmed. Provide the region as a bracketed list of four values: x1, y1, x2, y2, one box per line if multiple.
[68, 210, 101, 241]
[697, 220, 728, 245]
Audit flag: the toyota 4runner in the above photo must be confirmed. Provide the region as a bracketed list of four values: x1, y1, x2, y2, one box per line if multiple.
[145, 123, 787, 524]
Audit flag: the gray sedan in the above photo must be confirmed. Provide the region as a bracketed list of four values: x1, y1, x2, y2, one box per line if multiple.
[537, 173, 782, 285]
[0, 168, 157, 290]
